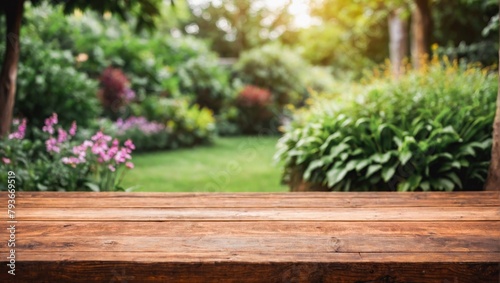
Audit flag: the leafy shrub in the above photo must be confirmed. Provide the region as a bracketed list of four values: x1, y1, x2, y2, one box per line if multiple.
[98, 67, 136, 118]
[0, 114, 135, 191]
[176, 55, 233, 113]
[234, 85, 277, 134]
[215, 106, 241, 136]
[130, 97, 217, 148]
[234, 44, 311, 107]
[10, 37, 100, 130]
[276, 60, 497, 191]
[22, 4, 214, 99]
[302, 67, 337, 94]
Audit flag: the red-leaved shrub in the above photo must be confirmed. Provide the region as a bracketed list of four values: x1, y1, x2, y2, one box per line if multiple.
[235, 85, 276, 134]
[98, 67, 135, 117]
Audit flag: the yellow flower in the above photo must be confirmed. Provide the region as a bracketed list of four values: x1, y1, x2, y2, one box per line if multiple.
[431, 43, 439, 52]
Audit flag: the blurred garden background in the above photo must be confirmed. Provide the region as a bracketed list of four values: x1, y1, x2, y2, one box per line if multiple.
[0, 0, 498, 192]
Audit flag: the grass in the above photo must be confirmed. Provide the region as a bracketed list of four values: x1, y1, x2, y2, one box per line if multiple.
[121, 136, 288, 192]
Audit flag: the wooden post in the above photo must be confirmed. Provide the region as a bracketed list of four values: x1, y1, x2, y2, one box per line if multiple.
[484, 0, 500, 191]
[388, 8, 408, 78]
[411, 0, 432, 69]
[0, 0, 25, 137]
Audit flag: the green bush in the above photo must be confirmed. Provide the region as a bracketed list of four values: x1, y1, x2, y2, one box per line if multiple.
[234, 44, 311, 107]
[130, 97, 217, 149]
[176, 55, 233, 113]
[12, 37, 100, 130]
[276, 60, 497, 191]
[23, 4, 214, 99]
[302, 67, 337, 94]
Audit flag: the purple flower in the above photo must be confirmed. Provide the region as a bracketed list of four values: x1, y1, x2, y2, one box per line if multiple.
[57, 128, 68, 143]
[62, 156, 84, 168]
[124, 139, 135, 152]
[69, 121, 77, 136]
[46, 137, 60, 153]
[124, 88, 136, 102]
[114, 148, 131, 164]
[125, 162, 134, 169]
[115, 116, 164, 135]
[8, 118, 27, 140]
[42, 113, 58, 134]
[91, 131, 112, 143]
[108, 165, 116, 172]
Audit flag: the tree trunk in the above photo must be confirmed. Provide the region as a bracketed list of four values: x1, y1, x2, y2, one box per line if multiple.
[0, 0, 25, 137]
[411, 0, 432, 69]
[388, 8, 408, 78]
[484, 2, 500, 191]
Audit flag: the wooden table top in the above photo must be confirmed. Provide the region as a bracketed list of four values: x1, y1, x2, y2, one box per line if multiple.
[1, 191, 499, 282]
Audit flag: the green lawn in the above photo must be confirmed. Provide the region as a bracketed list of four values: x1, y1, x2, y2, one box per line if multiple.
[121, 136, 288, 192]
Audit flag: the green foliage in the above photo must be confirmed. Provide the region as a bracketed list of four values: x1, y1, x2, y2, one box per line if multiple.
[0, 135, 62, 191]
[302, 67, 337, 94]
[130, 97, 217, 149]
[234, 44, 311, 107]
[215, 106, 241, 136]
[433, 0, 499, 66]
[23, 4, 213, 99]
[12, 36, 100, 129]
[75, 34, 212, 98]
[24, 0, 165, 31]
[299, 0, 390, 77]
[176, 55, 233, 113]
[276, 60, 497, 191]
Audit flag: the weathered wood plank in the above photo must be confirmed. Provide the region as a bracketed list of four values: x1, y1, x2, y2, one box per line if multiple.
[10, 251, 500, 263]
[0, 192, 498, 282]
[14, 235, 500, 253]
[15, 195, 500, 208]
[9, 191, 499, 199]
[8, 207, 500, 221]
[2, 262, 498, 283]
[12, 221, 500, 237]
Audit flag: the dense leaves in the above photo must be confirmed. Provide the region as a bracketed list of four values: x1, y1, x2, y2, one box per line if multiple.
[276, 60, 497, 191]
[12, 36, 100, 130]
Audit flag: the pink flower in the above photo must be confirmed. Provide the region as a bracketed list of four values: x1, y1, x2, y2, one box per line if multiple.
[114, 148, 131, 164]
[45, 137, 60, 153]
[125, 162, 134, 169]
[91, 131, 112, 142]
[2, 157, 11, 164]
[62, 156, 84, 168]
[69, 121, 77, 136]
[42, 113, 58, 134]
[106, 142, 119, 161]
[124, 139, 135, 151]
[108, 165, 116, 172]
[8, 118, 27, 140]
[57, 128, 68, 143]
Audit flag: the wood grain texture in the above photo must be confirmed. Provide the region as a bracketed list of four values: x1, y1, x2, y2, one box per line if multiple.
[9, 207, 500, 221]
[1, 262, 498, 283]
[8, 191, 500, 198]
[0, 192, 498, 282]
[14, 195, 500, 208]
